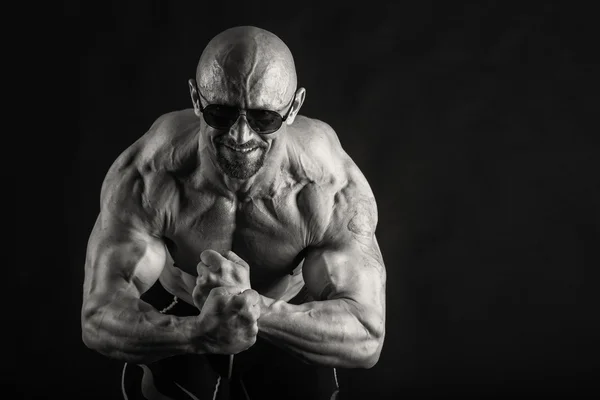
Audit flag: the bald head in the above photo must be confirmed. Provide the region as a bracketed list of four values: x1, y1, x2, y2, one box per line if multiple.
[196, 26, 297, 110]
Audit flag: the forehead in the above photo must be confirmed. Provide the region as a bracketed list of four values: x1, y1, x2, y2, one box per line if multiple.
[199, 58, 293, 110]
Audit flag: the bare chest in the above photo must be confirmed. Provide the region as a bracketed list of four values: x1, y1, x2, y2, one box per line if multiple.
[162, 189, 311, 289]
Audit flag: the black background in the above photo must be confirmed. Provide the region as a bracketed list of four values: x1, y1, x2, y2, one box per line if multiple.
[16, 1, 600, 399]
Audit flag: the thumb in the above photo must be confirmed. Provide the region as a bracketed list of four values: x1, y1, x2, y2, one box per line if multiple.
[200, 249, 223, 271]
[223, 250, 249, 268]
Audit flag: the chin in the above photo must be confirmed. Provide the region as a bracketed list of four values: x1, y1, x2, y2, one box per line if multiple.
[216, 147, 267, 180]
[217, 159, 265, 180]
[221, 167, 257, 180]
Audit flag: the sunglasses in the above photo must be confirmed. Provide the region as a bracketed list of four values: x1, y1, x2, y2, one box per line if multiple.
[197, 89, 295, 135]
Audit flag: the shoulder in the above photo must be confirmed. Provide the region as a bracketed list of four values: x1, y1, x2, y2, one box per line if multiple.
[99, 109, 199, 233]
[137, 109, 200, 165]
[288, 116, 346, 164]
[288, 116, 377, 244]
[147, 108, 199, 138]
[287, 116, 349, 184]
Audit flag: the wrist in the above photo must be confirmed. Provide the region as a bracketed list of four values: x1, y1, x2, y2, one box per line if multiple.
[179, 314, 210, 355]
[258, 295, 287, 329]
[259, 294, 275, 314]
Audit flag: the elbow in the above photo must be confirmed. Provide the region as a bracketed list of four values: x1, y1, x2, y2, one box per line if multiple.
[357, 330, 384, 369]
[81, 297, 109, 353]
[81, 320, 98, 350]
[360, 340, 383, 369]
[340, 302, 386, 369]
[356, 316, 385, 369]
[81, 304, 101, 351]
[80, 295, 147, 364]
[344, 336, 383, 369]
[81, 307, 122, 359]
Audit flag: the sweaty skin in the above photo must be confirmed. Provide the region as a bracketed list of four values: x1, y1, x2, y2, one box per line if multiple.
[81, 26, 386, 369]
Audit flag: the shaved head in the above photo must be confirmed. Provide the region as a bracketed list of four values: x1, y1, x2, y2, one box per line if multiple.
[196, 26, 297, 110]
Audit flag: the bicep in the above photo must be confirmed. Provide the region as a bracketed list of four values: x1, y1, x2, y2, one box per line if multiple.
[83, 211, 166, 309]
[302, 177, 386, 329]
[303, 237, 386, 307]
[84, 158, 168, 303]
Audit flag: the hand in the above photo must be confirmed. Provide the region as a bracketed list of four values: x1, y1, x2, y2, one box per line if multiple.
[193, 250, 251, 310]
[193, 286, 260, 355]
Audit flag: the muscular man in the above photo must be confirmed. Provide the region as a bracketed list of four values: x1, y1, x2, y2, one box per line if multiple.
[82, 26, 386, 400]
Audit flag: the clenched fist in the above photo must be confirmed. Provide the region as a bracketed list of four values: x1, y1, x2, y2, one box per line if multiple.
[193, 286, 261, 355]
[193, 250, 251, 310]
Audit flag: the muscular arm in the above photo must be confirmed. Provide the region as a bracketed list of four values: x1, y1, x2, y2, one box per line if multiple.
[257, 189, 387, 369]
[81, 164, 195, 364]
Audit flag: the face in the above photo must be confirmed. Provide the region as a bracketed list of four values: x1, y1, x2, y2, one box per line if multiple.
[189, 80, 298, 180]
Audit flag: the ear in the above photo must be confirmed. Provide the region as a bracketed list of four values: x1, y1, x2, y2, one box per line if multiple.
[188, 79, 202, 117]
[285, 87, 306, 125]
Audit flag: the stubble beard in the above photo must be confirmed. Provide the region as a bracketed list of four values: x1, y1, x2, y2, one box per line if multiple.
[215, 145, 267, 180]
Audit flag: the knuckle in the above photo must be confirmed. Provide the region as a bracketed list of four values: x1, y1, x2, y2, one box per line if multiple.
[239, 290, 250, 300]
[216, 255, 227, 267]
[238, 293, 251, 304]
[230, 292, 245, 303]
[210, 286, 227, 298]
[215, 298, 227, 309]
[234, 300, 248, 312]
[237, 309, 253, 322]
[205, 272, 217, 284]
[196, 262, 208, 274]
[233, 270, 247, 282]
[243, 289, 259, 303]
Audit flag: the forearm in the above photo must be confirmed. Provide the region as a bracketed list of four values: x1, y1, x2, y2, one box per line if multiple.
[257, 296, 384, 368]
[82, 292, 194, 364]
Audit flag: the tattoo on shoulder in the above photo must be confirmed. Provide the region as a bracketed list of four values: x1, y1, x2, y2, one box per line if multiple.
[346, 195, 385, 267]
[363, 239, 384, 266]
[347, 195, 377, 237]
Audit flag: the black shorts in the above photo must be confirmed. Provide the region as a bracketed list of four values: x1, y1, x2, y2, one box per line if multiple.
[121, 281, 341, 400]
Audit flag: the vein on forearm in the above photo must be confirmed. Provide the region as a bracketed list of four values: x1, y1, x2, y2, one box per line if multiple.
[257, 295, 379, 365]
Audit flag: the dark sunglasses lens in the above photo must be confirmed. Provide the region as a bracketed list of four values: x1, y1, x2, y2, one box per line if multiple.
[203, 105, 239, 129]
[247, 110, 282, 134]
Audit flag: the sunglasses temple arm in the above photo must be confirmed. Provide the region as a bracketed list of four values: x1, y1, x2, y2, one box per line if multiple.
[281, 95, 295, 121]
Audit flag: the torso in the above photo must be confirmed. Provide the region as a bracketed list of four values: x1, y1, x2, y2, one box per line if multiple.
[158, 178, 313, 305]
[130, 110, 347, 306]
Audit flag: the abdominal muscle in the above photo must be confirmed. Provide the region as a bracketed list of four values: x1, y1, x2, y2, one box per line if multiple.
[156, 252, 307, 309]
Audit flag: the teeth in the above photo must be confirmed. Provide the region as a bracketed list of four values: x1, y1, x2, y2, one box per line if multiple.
[228, 146, 255, 153]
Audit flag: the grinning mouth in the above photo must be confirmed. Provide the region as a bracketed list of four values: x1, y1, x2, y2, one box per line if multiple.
[222, 143, 258, 154]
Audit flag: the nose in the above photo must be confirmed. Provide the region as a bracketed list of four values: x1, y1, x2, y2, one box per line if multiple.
[228, 113, 254, 144]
